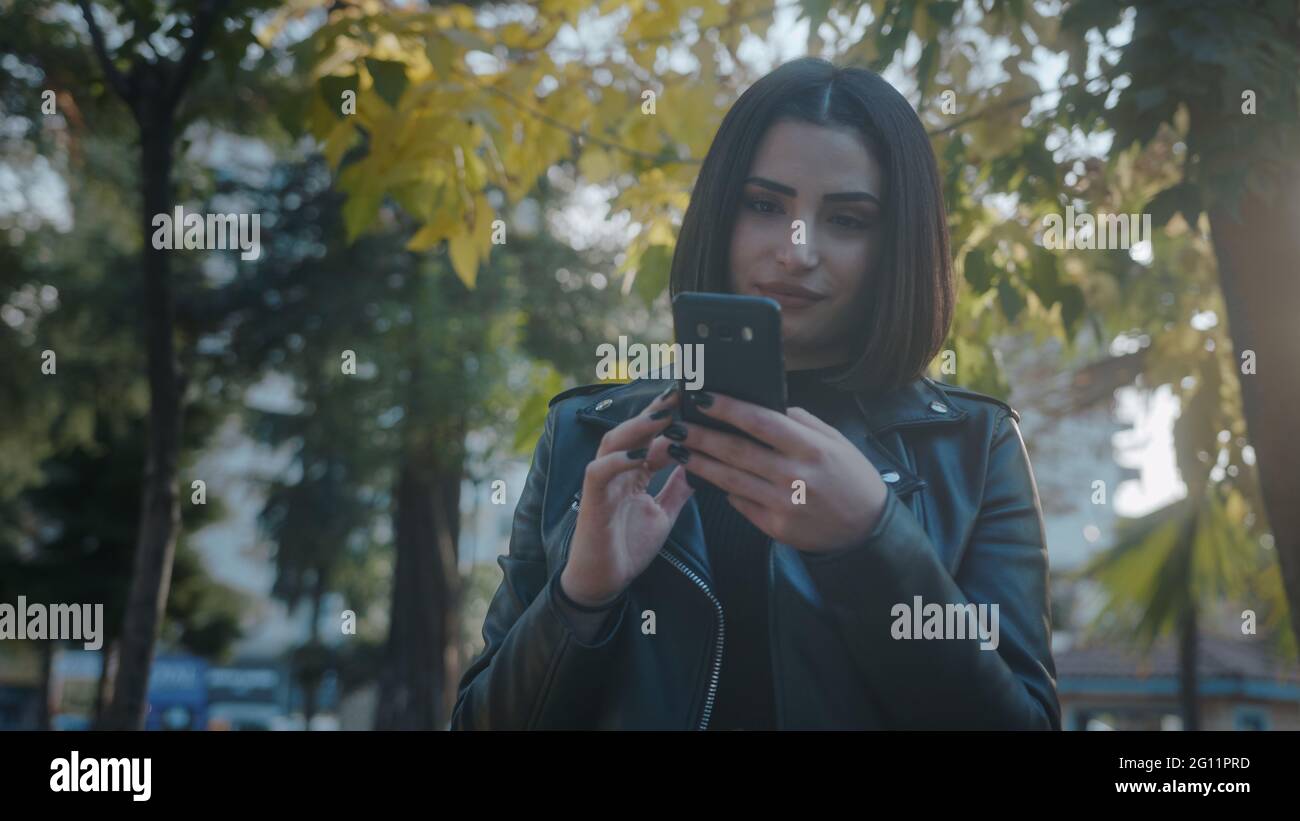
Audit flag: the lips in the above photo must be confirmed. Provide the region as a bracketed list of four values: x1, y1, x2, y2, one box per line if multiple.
[755, 281, 827, 308]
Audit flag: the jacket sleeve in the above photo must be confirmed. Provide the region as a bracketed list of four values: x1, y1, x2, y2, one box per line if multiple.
[800, 410, 1060, 729]
[450, 404, 630, 730]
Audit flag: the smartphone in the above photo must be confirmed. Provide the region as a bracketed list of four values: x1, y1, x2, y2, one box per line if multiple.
[671, 292, 787, 446]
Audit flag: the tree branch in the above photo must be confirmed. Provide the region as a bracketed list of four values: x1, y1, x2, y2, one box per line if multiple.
[168, 0, 232, 108]
[76, 0, 132, 103]
[453, 66, 697, 167]
[927, 91, 1043, 137]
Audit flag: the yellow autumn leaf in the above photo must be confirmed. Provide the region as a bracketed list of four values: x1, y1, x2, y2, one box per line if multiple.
[407, 222, 445, 252]
[646, 216, 675, 246]
[322, 119, 356, 170]
[578, 147, 614, 183]
[473, 191, 495, 258]
[499, 22, 532, 49]
[433, 4, 475, 30]
[448, 230, 479, 288]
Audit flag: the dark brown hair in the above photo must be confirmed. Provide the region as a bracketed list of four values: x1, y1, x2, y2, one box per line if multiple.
[669, 57, 954, 394]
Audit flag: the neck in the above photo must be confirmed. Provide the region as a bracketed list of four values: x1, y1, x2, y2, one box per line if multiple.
[785, 349, 852, 372]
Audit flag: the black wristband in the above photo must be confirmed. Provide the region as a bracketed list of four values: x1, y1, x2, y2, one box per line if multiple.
[555, 576, 623, 613]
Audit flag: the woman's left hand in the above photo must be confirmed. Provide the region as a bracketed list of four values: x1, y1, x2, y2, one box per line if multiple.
[672, 390, 889, 554]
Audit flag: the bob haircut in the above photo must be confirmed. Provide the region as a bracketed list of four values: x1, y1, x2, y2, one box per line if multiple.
[668, 57, 954, 395]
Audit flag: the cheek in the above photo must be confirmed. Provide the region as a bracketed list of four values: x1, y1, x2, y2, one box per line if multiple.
[828, 245, 874, 298]
[822, 242, 878, 321]
[728, 218, 766, 289]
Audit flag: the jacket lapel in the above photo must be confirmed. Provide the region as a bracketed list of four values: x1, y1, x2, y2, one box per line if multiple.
[844, 377, 970, 500]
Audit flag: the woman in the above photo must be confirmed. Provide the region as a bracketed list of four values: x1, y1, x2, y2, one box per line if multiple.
[452, 57, 1059, 730]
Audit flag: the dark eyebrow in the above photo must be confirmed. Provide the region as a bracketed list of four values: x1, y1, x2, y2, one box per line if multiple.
[744, 176, 881, 206]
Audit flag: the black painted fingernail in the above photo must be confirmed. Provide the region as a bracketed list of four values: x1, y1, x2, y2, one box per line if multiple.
[649, 408, 672, 420]
[626, 448, 648, 460]
[663, 423, 687, 441]
[668, 443, 690, 464]
[688, 391, 714, 409]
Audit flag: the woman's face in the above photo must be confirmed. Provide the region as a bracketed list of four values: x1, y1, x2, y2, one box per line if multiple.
[728, 119, 885, 371]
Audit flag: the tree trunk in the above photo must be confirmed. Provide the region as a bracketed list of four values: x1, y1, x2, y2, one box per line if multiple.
[37, 640, 53, 731]
[436, 467, 463, 724]
[93, 639, 117, 724]
[374, 443, 462, 730]
[100, 93, 185, 730]
[301, 575, 325, 729]
[1206, 162, 1300, 648]
[1177, 604, 1199, 731]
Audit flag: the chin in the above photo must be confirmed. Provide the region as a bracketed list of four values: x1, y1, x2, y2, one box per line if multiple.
[780, 321, 814, 351]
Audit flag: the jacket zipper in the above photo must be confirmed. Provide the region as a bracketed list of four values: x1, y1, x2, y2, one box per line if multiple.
[560, 489, 725, 731]
[559, 492, 581, 565]
[658, 547, 725, 731]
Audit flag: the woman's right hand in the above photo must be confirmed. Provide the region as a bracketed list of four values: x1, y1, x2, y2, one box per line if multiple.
[559, 386, 696, 607]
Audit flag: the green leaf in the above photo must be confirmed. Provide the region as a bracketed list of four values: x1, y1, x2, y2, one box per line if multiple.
[364, 58, 409, 109]
[929, 0, 960, 27]
[319, 74, 360, 120]
[513, 366, 565, 456]
[634, 244, 673, 306]
[997, 278, 1025, 322]
[963, 248, 995, 292]
[276, 88, 311, 137]
[1144, 182, 1202, 228]
[342, 188, 382, 243]
[1059, 284, 1086, 336]
[1028, 247, 1063, 305]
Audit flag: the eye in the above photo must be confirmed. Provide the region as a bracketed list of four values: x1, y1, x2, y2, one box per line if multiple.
[832, 214, 869, 230]
[745, 198, 780, 215]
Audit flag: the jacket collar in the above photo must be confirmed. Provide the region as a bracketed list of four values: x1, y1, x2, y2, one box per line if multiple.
[570, 376, 968, 585]
[573, 375, 968, 439]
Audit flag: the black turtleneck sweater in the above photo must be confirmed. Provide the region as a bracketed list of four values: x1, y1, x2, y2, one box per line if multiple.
[702, 363, 861, 731]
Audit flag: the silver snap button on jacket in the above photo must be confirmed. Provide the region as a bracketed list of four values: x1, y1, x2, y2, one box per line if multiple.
[881, 471, 900, 483]
[929, 401, 948, 414]
[595, 399, 613, 411]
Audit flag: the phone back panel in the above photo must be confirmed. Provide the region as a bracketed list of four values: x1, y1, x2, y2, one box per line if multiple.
[672, 293, 787, 441]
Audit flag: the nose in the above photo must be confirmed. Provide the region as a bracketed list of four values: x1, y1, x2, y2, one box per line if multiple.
[778, 225, 819, 271]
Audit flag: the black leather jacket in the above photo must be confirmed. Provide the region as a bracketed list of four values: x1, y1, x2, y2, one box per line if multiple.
[451, 376, 1060, 730]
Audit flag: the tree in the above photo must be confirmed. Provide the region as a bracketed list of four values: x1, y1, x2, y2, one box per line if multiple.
[286, 0, 1297, 650]
[211, 145, 636, 726]
[1, 3, 248, 727]
[1080, 355, 1288, 730]
[62, 0, 275, 729]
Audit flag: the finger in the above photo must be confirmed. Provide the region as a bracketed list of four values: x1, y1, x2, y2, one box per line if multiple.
[679, 445, 776, 507]
[641, 432, 680, 474]
[584, 430, 680, 492]
[787, 406, 838, 438]
[688, 391, 817, 459]
[594, 386, 680, 458]
[653, 464, 695, 521]
[677, 420, 788, 478]
[583, 443, 658, 489]
[726, 493, 776, 536]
